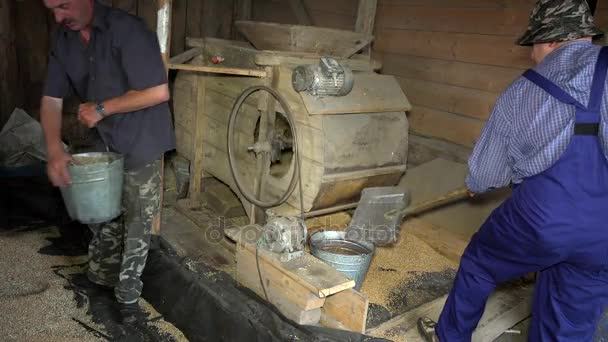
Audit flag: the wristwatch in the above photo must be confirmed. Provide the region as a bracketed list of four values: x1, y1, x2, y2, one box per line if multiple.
[95, 102, 107, 118]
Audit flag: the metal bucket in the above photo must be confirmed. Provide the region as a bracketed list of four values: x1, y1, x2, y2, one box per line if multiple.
[60, 152, 124, 224]
[309, 231, 375, 291]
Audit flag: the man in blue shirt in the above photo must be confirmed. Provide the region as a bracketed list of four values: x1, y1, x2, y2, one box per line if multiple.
[418, 1, 608, 341]
[40, 0, 175, 325]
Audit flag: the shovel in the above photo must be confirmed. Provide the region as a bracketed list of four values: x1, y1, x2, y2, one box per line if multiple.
[345, 186, 470, 245]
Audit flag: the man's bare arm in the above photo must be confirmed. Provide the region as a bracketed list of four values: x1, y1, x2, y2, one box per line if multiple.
[40, 96, 65, 156]
[104, 83, 170, 115]
[41, 96, 72, 187]
[77, 84, 170, 128]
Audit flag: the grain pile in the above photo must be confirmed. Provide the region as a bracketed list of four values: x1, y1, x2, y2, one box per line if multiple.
[359, 220, 458, 312]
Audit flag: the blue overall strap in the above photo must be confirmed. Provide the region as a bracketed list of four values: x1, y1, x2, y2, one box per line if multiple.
[522, 69, 586, 111]
[587, 46, 608, 113]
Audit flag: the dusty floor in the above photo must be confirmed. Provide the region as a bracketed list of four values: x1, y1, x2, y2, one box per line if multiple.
[0, 223, 188, 342]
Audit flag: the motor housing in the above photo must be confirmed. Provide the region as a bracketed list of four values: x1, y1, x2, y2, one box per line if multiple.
[292, 57, 354, 97]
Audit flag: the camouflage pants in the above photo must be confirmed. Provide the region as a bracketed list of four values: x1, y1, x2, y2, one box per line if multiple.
[87, 159, 161, 304]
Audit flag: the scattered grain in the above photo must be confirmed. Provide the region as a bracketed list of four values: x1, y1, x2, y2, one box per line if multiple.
[359, 221, 458, 309]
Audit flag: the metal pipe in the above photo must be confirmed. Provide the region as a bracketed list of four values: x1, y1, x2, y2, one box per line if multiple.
[156, 0, 172, 72]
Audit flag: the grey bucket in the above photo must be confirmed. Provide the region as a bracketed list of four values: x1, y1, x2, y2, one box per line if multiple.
[60, 152, 124, 224]
[309, 231, 375, 291]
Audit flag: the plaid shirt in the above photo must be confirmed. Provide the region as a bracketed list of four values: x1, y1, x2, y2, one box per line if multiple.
[467, 41, 608, 193]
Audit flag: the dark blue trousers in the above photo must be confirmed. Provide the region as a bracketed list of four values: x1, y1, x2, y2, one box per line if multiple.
[436, 47, 608, 341]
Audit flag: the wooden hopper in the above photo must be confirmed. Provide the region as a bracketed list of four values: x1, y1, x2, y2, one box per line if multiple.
[235, 21, 373, 58]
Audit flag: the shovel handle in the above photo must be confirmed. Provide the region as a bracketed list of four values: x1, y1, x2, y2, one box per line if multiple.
[385, 187, 470, 220]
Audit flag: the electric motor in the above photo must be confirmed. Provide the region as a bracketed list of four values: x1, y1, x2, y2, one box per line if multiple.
[292, 57, 354, 97]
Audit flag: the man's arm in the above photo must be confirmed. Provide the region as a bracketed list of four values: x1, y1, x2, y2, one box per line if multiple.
[466, 92, 514, 194]
[78, 17, 170, 128]
[103, 84, 170, 115]
[41, 96, 72, 187]
[77, 84, 170, 128]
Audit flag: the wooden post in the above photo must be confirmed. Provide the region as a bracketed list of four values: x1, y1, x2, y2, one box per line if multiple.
[152, 0, 172, 235]
[355, 0, 377, 57]
[232, 0, 252, 40]
[188, 75, 207, 205]
[288, 0, 313, 26]
[0, 0, 19, 128]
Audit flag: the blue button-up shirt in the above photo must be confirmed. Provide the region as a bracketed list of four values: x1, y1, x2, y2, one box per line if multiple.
[44, 1, 175, 170]
[466, 41, 608, 193]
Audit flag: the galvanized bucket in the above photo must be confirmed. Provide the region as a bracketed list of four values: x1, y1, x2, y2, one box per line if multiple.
[309, 231, 375, 291]
[60, 152, 124, 224]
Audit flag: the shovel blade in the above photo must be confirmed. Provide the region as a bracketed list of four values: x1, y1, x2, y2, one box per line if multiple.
[345, 186, 409, 245]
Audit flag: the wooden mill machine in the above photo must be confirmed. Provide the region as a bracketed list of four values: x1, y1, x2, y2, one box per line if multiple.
[171, 21, 411, 220]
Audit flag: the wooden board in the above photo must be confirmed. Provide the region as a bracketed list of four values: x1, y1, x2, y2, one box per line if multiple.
[376, 0, 536, 7]
[169, 48, 203, 65]
[379, 52, 523, 93]
[255, 53, 381, 72]
[375, 6, 530, 36]
[235, 21, 372, 58]
[239, 241, 355, 298]
[168, 63, 267, 77]
[407, 106, 485, 148]
[236, 243, 326, 312]
[397, 77, 499, 121]
[368, 282, 534, 342]
[320, 289, 369, 333]
[299, 74, 411, 115]
[374, 29, 533, 69]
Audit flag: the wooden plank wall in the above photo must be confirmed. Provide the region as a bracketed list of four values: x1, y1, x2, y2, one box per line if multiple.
[0, 0, 20, 128]
[374, 0, 608, 147]
[248, 0, 608, 148]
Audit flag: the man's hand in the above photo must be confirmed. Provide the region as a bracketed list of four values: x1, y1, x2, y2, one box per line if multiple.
[78, 102, 103, 128]
[47, 150, 73, 187]
[467, 189, 476, 198]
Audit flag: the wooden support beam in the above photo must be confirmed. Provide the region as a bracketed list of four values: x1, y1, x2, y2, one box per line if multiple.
[188, 75, 207, 203]
[355, 0, 377, 57]
[168, 63, 268, 77]
[355, 0, 378, 36]
[288, 0, 313, 26]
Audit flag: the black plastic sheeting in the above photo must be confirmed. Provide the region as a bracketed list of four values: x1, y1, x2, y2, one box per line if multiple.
[142, 245, 389, 342]
[3, 173, 389, 342]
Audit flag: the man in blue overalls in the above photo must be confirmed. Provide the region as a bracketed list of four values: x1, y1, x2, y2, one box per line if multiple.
[417, 1, 608, 341]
